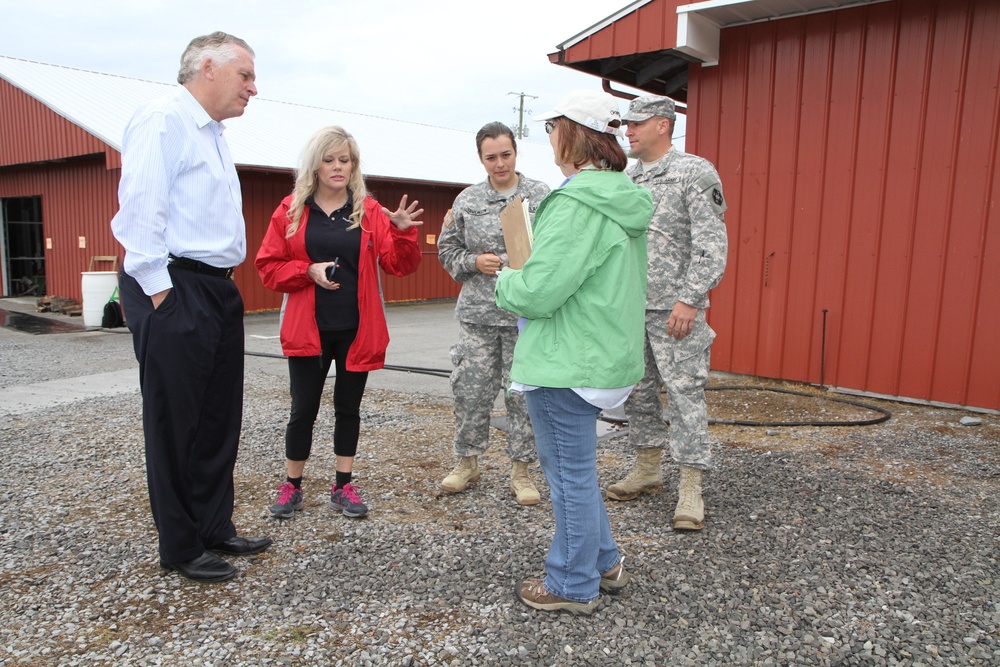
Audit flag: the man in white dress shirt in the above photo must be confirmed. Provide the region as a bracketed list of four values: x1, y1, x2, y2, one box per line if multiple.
[111, 32, 271, 583]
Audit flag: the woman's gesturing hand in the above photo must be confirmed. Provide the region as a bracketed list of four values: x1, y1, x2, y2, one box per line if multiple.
[384, 195, 425, 230]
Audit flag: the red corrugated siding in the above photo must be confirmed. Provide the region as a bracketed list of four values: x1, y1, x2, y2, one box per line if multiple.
[563, 0, 684, 62]
[366, 179, 463, 304]
[236, 169, 296, 312]
[690, 0, 1000, 410]
[1, 77, 122, 300]
[0, 79, 110, 166]
[0, 158, 122, 299]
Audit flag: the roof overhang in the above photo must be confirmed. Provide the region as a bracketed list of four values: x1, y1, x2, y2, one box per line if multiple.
[550, 0, 893, 97]
[676, 0, 893, 65]
[547, 45, 697, 103]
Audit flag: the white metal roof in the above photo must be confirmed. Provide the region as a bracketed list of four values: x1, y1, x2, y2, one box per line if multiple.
[0, 55, 568, 188]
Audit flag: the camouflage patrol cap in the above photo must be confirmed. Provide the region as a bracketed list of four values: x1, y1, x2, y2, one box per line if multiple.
[622, 95, 676, 122]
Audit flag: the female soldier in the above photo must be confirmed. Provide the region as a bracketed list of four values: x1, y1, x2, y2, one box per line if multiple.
[437, 122, 550, 505]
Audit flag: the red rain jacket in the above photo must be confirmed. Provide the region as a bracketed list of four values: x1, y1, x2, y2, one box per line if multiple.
[255, 194, 421, 370]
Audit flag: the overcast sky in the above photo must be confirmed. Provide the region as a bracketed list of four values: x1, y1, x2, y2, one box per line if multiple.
[1, 0, 685, 147]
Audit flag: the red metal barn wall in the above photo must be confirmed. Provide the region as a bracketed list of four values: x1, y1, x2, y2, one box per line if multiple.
[688, 0, 999, 411]
[365, 179, 463, 303]
[1, 76, 122, 298]
[0, 157, 122, 298]
[558, 0, 683, 66]
[0, 78, 116, 167]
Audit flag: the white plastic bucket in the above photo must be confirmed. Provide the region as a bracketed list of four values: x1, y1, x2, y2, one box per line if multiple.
[81, 271, 119, 328]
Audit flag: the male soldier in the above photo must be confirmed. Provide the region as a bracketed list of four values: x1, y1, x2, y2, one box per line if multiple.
[112, 32, 271, 582]
[437, 122, 550, 505]
[609, 95, 728, 531]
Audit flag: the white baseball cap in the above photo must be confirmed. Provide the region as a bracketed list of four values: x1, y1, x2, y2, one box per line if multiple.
[534, 90, 623, 136]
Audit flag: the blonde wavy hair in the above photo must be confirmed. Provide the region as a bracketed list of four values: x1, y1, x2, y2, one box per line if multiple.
[286, 126, 368, 237]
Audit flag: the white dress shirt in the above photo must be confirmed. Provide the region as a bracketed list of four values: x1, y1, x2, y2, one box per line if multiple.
[111, 86, 246, 295]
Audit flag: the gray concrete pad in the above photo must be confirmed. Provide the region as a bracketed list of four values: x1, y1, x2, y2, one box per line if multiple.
[1, 368, 140, 414]
[242, 299, 458, 399]
[0, 297, 460, 414]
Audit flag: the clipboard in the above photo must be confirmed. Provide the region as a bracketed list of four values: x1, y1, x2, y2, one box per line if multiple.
[499, 196, 533, 270]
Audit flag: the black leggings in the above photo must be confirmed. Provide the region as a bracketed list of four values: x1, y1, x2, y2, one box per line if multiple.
[285, 328, 369, 461]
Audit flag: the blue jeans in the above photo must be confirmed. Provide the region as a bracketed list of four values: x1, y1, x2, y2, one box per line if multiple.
[525, 387, 621, 602]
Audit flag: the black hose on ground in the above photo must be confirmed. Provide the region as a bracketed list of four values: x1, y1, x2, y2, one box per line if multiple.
[704, 385, 891, 427]
[244, 350, 892, 428]
[243, 350, 453, 378]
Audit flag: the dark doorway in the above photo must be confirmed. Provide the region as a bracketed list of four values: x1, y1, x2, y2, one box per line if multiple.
[2, 196, 45, 297]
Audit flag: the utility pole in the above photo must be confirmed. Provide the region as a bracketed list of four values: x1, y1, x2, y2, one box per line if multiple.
[508, 92, 537, 139]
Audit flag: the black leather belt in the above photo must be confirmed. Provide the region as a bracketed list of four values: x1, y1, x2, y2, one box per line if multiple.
[168, 255, 234, 279]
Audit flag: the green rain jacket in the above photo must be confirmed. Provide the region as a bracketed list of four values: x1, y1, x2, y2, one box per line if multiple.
[495, 169, 653, 389]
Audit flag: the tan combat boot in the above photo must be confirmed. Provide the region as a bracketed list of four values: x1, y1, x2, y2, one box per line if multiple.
[673, 465, 705, 530]
[441, 456, 480, 493]
[606, 448, 663, 501]
[510, 461, 541, 505]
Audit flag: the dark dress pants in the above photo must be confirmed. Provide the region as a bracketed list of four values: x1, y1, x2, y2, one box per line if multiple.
[119, 266, 244, 563]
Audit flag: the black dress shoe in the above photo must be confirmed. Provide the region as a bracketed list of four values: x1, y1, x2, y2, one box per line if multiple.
[208, 535, 273, 556]
[160, 552, 237, 583]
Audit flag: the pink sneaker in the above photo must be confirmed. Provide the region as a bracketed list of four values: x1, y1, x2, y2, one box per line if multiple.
[269, 482, 303, 519]
[330, 483, 368, 518]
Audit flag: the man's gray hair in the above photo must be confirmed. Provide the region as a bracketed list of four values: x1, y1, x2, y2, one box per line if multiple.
[177, 32, 254, 84]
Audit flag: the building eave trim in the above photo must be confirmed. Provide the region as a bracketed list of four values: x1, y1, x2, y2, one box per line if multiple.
[677, 0, 894, 66]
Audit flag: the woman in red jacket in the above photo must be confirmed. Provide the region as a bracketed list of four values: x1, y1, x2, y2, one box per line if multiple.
[255, 125, 422, 520]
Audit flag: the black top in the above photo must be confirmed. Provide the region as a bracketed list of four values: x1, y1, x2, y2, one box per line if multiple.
[304, 196, 362, 331]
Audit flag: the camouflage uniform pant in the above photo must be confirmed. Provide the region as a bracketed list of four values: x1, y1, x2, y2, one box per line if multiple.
[449, 322, 536, 462]
[624, 310, 715, 470]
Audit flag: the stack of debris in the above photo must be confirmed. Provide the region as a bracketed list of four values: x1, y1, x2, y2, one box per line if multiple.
[36, 296, 82, 316]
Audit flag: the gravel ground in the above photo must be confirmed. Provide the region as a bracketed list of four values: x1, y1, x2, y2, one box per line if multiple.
[0, 306, 997, 666]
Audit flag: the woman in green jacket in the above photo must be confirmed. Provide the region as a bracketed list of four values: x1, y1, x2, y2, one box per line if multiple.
[495, 90, 653, 615]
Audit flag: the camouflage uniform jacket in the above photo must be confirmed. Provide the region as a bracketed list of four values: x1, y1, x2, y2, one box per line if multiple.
[628, 147, 728, 310]
[438, 173, 550, 325]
